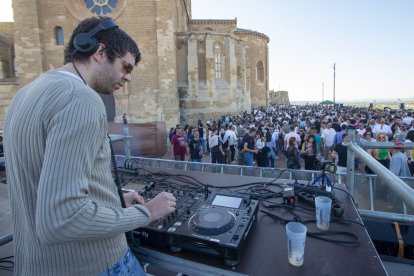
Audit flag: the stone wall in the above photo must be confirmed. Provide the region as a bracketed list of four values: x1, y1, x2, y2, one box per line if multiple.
[269, 90, 290, 105]
[236, 30, 269, 108]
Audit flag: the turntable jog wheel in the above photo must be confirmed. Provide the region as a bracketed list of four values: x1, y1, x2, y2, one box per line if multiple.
[191, 208, 235, 235]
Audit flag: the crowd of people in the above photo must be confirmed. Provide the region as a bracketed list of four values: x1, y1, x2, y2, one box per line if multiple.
[168, 104, 414, 177]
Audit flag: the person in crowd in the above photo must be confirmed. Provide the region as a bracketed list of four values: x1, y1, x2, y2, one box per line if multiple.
[372, 118, 392, 140]
[171, 128, 188, 161]
[198, 122, 206, 154]
[265, 130, 277, 168]
[284, 125, 301, 151]
[390, 146, 411, 177]
[168, 127, 175, 143]
[219, 126, 231, 164]
[331, 133, 349, 174]
[409, 119, 414, 131]
[243, 128, 258, 166]
[372, 133, 391, 169]
[334, 124, 347, 145]
[209, 127, 224, 164]
[188, 130, 203, 162]
[356, 121, 366, 139]
[298, 128, 306, 145]
[3, 16, 176, 275]
[286, 137, 301, 169]
[321, 123, 336, 161]
[300, 134, 317, 170]
[237, 133, 246, 165]
[405, 130, 414, 176]
[403, 111, 414, 126]
[363, 130, 376, 174]
[254, 131, 265, 167]
[228, 125, 238, 163]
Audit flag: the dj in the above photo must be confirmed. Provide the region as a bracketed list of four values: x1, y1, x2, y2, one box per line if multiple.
[4, 17, 176, 275]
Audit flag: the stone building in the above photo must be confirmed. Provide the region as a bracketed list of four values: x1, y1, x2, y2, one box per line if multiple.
[0, 0, 270, 129]
[269, 90, 290, 105]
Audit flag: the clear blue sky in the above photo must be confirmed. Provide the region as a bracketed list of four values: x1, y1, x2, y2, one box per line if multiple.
[192, 0, 414, 102]
[1, 0, 413, 102]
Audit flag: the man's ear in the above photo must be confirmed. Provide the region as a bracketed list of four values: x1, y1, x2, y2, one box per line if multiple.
[92, 43, 106, 64]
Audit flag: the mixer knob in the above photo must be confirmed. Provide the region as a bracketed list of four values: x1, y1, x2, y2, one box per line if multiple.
[186, 209, 191, 215]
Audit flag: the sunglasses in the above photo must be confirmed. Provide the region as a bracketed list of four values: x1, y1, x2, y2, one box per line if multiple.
[104, 44, 135, 74]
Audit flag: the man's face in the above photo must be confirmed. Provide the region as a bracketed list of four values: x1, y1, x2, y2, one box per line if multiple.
[176, 129, 183, 136]
[94, 51, 135, 95]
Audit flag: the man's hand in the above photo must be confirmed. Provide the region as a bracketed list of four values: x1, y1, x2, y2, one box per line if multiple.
[123, 191, 145, 207]
[145, 192, 176, 222]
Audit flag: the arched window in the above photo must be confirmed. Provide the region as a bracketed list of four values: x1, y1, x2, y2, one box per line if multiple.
[214, 44, 222, 79]
[256, 60, 264, 83]
[54, 26, 64, 46]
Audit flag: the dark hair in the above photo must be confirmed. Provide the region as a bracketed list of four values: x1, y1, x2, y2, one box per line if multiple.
[265, 131, 272, 142]
[406, 130, 414, 142]
[306, 134, 317, 153]
[288, 136, 296, 146]
[64, 16, 141, 65]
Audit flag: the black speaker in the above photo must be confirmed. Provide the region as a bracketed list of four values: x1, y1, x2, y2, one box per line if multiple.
[400, 103, 405, 110]
[73, 19, 118, 56]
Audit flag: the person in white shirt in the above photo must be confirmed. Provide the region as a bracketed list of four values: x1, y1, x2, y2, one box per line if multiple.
[403, 112, 414, 126]
[227, 125, 238, 163]
[321, 123, 336, 161]
[284, 125, 301, 149]
[356, 122, 366, 139]
[372, 118, 392, 139]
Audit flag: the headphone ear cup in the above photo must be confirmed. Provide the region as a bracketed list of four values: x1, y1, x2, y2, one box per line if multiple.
[73, 32, 99, 56]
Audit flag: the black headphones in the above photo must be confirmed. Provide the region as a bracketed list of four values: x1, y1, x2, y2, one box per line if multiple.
[73, 19, 118, 56]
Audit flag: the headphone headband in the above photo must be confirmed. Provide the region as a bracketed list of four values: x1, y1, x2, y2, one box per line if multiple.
[73, 19, 118, 56]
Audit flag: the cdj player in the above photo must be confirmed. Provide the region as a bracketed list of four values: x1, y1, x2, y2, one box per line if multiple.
[132, 182, 259, 266]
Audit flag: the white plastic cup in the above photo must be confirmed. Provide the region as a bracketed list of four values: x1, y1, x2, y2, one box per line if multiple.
[286, 222, 307, 267]
[315, 196, 332, 230]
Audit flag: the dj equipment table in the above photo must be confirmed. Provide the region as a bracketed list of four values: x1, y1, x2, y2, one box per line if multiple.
[125, 168, 387, 276]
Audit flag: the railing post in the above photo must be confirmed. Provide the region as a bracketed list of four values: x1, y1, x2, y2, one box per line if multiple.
[122, 114, 131, 158]
[346, 128, 356, 198]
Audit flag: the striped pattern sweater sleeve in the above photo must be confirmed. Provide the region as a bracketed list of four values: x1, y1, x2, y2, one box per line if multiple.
[4, 71, 151, 275]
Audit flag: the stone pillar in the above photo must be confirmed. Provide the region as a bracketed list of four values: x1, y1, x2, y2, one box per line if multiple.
[205, 33, 215, 106]
[155, 0, 180, 129]
[187, 33, 198, 98]
[227, 36, 237, 102]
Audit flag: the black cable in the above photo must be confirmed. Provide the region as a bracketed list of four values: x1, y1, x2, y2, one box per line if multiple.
[107, 134, 126, 208]
[107, 134, 137, 247]
[71, 52, 87, 85]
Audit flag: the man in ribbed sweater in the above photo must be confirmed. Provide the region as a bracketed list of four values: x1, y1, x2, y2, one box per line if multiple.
[3, 17, 176, 275]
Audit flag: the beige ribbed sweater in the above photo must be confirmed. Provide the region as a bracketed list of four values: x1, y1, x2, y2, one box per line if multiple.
[4, 71, 151, 275]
